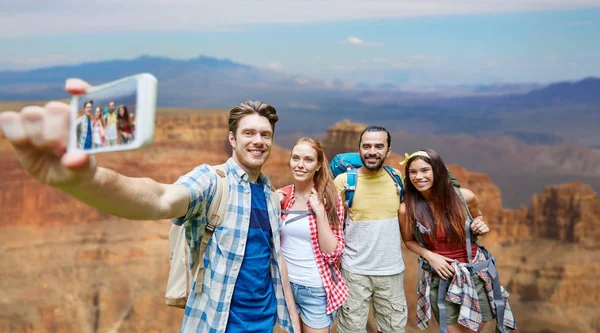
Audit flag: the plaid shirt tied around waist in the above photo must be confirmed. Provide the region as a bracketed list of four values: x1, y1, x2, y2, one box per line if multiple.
[416, 248, 517, 332]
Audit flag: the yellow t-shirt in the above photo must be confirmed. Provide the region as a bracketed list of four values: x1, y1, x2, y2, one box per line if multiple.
[105, 112, 117, 126]
[334, 167, 405, 275]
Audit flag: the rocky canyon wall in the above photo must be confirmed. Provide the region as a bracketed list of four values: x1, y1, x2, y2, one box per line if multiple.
[0, 113, 598, 332]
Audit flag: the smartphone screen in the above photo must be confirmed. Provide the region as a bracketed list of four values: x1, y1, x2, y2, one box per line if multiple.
[68, 74, 157, 154]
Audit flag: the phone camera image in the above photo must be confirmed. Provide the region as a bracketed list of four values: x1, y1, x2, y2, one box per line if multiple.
[69, 73, 157, 154]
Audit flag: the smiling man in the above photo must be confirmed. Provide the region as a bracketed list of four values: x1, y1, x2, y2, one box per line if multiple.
[75, 99, 94, 150]
[0, 79, 293, 333]
[334, 126, 408, 333]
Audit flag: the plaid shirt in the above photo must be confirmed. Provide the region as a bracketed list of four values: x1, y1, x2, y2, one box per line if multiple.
[76, 115, 91, 149]
[172, 158, 293, 333]
[416, 249, 517, 332]
[279, 184, 349, 314]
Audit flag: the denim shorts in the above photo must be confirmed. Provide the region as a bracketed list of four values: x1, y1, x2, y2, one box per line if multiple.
[290, 282, 335, 330]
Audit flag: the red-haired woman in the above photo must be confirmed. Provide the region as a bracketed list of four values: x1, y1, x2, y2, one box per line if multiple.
[399, 149, 516, 333]
[277, 137, 348, 333]
[91, 106, 105, 148]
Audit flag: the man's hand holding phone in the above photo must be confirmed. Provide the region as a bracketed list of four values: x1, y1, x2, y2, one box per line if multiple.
[0, 79, 96, 188]
[0, 74, 157, 189]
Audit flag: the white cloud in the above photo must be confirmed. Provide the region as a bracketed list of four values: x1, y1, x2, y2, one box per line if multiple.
[267, 62, 283, 71]
[341, 36, 383, 47]
[343, 36, 364, 45]
[1, 0, 599, 38]
[343, 36, 365, 45]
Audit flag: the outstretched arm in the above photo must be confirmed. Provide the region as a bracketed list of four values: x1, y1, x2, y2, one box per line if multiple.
[0, 78, 191, 221]
[64, 168, 190, 220]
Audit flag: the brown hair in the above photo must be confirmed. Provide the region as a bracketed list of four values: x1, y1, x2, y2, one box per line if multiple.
[92, 106, 105, 127]
[228, 100, 279, 135]
[293, 137, 340, 228]
[403, 149, 466, 247]
[117, 105, 132, 129]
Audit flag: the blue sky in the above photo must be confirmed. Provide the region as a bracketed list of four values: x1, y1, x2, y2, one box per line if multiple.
[1, 1, 599, 87]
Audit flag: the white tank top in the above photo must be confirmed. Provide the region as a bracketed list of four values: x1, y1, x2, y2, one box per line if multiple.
[92, 122, 103, 145]
[280, 214, 322, 287]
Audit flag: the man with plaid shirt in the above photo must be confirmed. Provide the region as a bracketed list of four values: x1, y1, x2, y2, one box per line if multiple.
[0, 78, 294, 333]
[76, 99, 94, 150]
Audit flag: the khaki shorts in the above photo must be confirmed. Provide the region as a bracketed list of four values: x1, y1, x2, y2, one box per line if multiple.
[337, 269, 407, 333]
[430, 274, 494, 325]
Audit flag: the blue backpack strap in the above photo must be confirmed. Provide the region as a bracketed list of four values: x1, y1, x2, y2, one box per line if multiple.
[344, 168, 357, 208]
[383, 165, 404, 202]
[455, 187, 507, 333]
[454, 187, 479, 247]
[437, 278, 450, 333]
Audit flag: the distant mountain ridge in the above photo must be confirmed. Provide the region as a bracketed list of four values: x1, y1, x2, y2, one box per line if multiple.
[0, 55, 251, 85]
[2, 54, 597, 100]
[0, 55, 598, 148]
[523, 76, 600, 104]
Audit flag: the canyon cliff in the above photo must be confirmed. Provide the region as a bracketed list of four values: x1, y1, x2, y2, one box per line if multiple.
[0, 111, 598, 333]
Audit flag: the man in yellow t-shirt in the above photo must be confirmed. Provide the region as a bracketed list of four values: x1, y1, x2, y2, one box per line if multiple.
[334, 126, 407, 333]
[103, 101, 118, 146]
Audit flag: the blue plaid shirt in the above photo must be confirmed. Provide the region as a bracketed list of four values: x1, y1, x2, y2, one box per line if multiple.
[172, 158, 293, 333]
[76, 115, 91, 149]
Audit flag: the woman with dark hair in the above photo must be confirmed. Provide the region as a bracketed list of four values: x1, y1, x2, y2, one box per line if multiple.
[398, 149, 516, 333]
[277, 137, 348, 333]
[117, 105, 134, 144]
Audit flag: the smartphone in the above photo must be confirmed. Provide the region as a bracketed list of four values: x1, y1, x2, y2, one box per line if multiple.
[68, 73, 157, 154]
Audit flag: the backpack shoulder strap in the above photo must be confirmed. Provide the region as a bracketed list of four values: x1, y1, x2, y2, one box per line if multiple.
[279, 185, 315, 224]
[413, 220, 430, 248]
[454, 187, 478, 265]
[194, 164, 229, 294]
[344, 168, 358, 208]
[282, 210, 315, 224]
[453, 187, 507, 333]
[448, 169, 461, 188]
[207, 164, 229, 228]
[383, 165, 404, 202]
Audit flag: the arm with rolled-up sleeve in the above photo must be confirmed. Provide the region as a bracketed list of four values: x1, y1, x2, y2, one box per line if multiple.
[171, 164, 216, 231]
